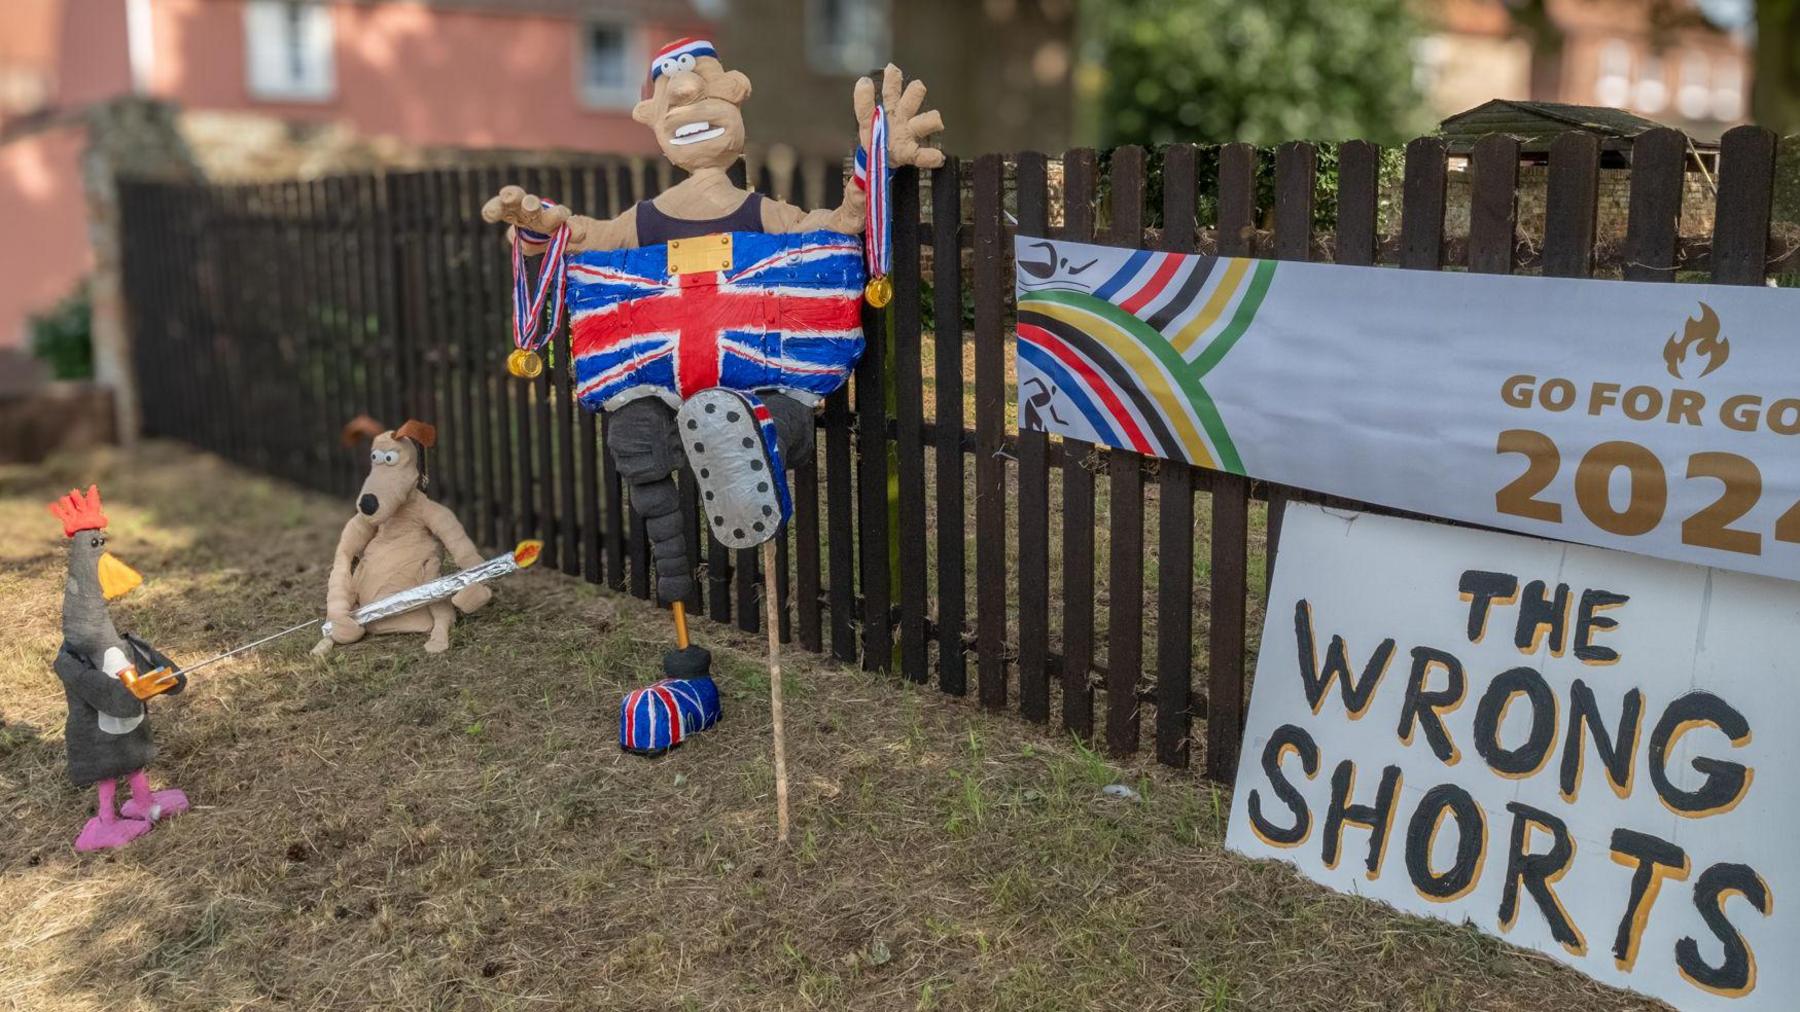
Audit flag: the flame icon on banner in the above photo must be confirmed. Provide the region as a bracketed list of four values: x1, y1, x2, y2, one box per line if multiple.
[1663, 302, 1730, 380]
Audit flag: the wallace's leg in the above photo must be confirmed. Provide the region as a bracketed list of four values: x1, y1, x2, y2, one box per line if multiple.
[607, 398, 694, 606]
[760, 393, 817, 469]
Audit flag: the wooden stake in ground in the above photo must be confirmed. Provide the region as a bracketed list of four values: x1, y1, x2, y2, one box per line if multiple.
[763, 539, 790, 844]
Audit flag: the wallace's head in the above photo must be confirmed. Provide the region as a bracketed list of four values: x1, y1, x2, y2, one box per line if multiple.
[632, 39, 752, 174]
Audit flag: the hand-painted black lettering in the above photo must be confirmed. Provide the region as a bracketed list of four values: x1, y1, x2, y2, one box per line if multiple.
[1573, 589, 1630, 663]
[1397, 646, 1466, 764]
[1321, 760, 1403, 876]
[1474, 667, 1558, 778]
[1404, 783, 1485, 901]
[1499, 802, 1585, 953]
[1514, 579, 1571, 654]
[1294, 599, 1395, 717]
[1609, 828, 1688, 971]
[1648, 691, 1752, 817]
[1561, 681, 1642, 801]
[1676, 862, 1771, 997]
[1459, 570, 1519, 643]
[1246, 724, 1319, 847]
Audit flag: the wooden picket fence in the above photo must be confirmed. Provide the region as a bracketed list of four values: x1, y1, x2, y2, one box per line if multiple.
[117, 125, 1785, 781]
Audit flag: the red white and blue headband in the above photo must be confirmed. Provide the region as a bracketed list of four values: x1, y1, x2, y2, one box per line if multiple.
[649, 38, 717, 81]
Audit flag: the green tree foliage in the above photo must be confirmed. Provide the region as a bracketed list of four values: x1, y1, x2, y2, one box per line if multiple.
[1086, 0, 1431, 148]
[29, 281, 93, 380]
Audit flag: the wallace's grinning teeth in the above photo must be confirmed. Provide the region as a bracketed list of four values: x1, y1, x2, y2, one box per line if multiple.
[670, 122, 725, 145]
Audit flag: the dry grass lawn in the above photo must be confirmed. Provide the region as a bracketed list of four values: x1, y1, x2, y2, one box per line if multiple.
[0, 443, 1663, 1011]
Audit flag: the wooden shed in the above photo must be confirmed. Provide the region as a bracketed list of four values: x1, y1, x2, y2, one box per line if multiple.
[1438, 99, 1719, 170]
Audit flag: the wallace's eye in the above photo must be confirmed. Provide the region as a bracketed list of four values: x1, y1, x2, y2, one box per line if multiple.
[658, 58, 678, 77]
[676, 54, 696, 71]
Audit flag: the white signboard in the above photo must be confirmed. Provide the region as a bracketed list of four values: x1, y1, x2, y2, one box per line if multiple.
[1226, 504, 1800, 1009]
[1015, 236, 1800, 581]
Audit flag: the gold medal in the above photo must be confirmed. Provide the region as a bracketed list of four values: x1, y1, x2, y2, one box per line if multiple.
[506, 348, 544, 379]
[864, 274, 893, 308]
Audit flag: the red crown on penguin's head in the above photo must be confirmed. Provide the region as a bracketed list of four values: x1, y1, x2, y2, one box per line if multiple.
[48, 484, 109, 538]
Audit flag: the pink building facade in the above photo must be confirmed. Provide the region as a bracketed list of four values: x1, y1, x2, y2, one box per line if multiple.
[0, 0, 709, 349]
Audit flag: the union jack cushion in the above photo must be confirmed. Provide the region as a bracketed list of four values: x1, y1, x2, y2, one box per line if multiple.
[619, 676, 721, 755]
[565, 230, 866, 413]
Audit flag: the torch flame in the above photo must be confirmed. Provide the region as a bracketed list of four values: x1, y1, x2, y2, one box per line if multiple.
[1663, 302, 1729, 380]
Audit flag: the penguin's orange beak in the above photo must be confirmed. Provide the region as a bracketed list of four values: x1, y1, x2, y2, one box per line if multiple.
[97, 552, 143, 600]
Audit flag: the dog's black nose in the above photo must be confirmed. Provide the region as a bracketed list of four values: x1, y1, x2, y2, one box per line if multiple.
[358, 494, 379, 516]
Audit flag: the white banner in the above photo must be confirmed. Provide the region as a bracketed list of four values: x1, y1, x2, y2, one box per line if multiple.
[1015, 236, 1800, 581]
[1226, 504, 1800, 1010]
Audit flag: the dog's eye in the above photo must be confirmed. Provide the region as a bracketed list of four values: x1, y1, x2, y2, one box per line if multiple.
[370, 450, 380, 463]
[383, 451, 399, 465]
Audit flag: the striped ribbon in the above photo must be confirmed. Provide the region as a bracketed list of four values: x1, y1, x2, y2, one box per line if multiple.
[853, 105, 891, 281]
[511, 203, 571, 354]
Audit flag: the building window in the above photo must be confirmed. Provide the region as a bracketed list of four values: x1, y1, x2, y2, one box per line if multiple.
[1712, 57, 1744, 121]
[244, 1, 334, 101]
[807, 0, 890, 75]
[581, 21, 641, 108]
[1633, 53, 1667, 113]
[1595, 39, 1631, 108]
[1677, 51, 1711, 119]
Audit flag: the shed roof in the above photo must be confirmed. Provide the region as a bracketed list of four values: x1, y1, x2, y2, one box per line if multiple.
[1438, 99, 1715, 156]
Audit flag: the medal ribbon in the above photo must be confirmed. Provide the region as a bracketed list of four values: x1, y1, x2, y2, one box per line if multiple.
[853, 106, 891, 285]
[511, 203, 571, 355]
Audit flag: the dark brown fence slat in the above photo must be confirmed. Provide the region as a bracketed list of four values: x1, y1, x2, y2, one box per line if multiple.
[856, 230, 892, 670]
[1400, 138, 1447, 271]
[576, 165, 606, 580]
[1622, 128, 1686, 284]
[1059, 147, 1098, 738]
[892, 165, 930, 682]
[1264, 141, 1316, 593]
[824, 158, 857, 662]
[1543, 133, 1601, 279]
[1014, 150, 1051, 722]
[1712, 125, 1778, 286]
[1103, 145, 1147, 755]
[1205, 143, 1257, 782]
[737, 542, 760, 634]
[973, 152, 1008, 709]
[932, 157, 968, 695]
[1336, 140, 1380, 267]
[551, 167, 581, 574]
[1468, 135, 1521, 276]
[1154, 142, 1200, 768]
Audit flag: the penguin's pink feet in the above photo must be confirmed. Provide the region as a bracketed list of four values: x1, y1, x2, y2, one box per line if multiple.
[75, 814, 152, 851]
[122, 770, 189, 823]
[74, 779, 152, 852]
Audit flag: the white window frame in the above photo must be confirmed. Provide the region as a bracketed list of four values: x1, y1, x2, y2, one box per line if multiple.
[577, 18, 642, 110]
[806, 0, 891, 76]
[244, 0, 335, 103]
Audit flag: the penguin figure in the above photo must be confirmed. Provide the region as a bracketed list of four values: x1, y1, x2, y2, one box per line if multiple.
[48, 485, 190, 852]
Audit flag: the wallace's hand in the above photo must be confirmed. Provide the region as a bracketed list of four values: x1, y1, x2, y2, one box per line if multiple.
[481, 185, 590, 247]
[854, 65, 947, 170]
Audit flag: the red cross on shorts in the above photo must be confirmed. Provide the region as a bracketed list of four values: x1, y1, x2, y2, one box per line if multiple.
[619, 270, 860, 398]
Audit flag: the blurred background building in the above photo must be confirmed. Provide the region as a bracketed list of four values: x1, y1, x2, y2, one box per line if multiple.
[0, 0, 1784, 373]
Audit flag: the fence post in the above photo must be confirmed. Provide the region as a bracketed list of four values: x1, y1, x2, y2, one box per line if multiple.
[972, 152, 1009, 710]
[1015, 150, 1052, 722]
[1154, 143, 1200, 768]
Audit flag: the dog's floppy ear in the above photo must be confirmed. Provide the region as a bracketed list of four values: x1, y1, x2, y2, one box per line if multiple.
[395, 420, 437, 448]
[341, 415, 385, 447]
